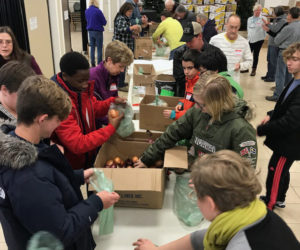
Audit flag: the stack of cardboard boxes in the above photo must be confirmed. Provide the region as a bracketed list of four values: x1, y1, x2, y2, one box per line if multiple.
[181, 0, 237, 32]
[93, 63, 188, 209]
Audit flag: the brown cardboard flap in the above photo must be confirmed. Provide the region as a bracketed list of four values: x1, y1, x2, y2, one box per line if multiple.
[105, 168, 163, 191]
[164, 146, 188, 169]
[133, 64, 156, 85]
[154, 74, 175, 82]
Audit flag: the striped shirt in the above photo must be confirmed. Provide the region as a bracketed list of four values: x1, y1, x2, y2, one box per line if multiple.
[210, 32, 253, 71]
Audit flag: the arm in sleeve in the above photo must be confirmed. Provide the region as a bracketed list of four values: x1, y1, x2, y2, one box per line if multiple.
[93, 96, 116, 118]
[30, 56, 42, 75]
[232, 124, 257, 168]
[257, 96, 300, 137]
[12, 175, 103, 247]
[240, 42, 253, 71]
[98, 9, 107, 26]
[173, 48, 186, 97]
[274, 25, 289, 47]
[73, 169, 85, 186]
[54, 109, 116, 154]
[115, 17, 130, 34]
[141, 108, 195, 166]
[152, 22, 165, 41]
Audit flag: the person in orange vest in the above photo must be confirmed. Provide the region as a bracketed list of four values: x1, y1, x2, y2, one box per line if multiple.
[163, 49, 200, 120]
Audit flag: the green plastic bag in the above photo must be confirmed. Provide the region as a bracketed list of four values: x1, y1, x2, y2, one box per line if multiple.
[27, 231, 63, 250]
[110, 103, 135, 138]
[154, 44, 167, 57]
[173, 174, 204, 226]
[90, 169, 114, 235]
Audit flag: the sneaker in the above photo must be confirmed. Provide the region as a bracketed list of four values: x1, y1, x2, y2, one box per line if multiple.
[275, 201, 286, 208]
[264, 78, 275, 82]
[265, 95, 278, 102]
[261, 75, 267, 80]
[240, 69, 249, 73]
[259, 195, 268, 204]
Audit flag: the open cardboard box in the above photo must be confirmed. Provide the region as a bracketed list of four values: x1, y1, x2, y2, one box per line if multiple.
[139, 95, 181, 132]
[91, 132, 188, 209]
[134, 37, 153, 59]
[133, 64, 156, 86]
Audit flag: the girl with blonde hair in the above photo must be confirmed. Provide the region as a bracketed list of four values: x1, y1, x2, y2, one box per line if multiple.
[135, 74, 257, 169]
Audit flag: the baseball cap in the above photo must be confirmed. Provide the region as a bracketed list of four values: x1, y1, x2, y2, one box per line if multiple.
[180, 22, 202, 42]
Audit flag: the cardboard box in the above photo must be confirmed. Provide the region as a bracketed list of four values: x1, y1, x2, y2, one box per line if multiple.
[92, 132, 188, 209]
[133, 64, 156, 86]
[226, 3, 237, 12]
[134, 37, 152, 60]
[148, 22, 159, 35]
[139, 95, 181, 131]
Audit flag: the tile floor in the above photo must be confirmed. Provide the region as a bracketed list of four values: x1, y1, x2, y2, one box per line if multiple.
[0, 31, 299, 249]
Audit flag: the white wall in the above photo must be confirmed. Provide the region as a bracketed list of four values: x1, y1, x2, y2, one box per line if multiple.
[264, 0, 290, 8]
[86, 0, 126, 31]
[48, 0, 66, 73]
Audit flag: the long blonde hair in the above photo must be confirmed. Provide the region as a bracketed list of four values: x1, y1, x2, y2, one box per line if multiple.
[89, 0, 99, 8]
[194, 74, 235, 122]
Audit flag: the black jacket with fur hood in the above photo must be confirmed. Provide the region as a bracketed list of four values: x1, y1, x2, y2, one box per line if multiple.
[0, 123, 103, 250]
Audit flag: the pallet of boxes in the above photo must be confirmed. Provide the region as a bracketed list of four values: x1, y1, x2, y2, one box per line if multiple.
[92, 61, 188, 209]
[182, 0, 237, 33]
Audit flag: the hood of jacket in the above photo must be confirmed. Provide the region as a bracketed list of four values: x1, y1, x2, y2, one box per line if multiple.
[218, 98, 251, 124]
[51, 73, 96, 102]
[205, 19, 216, 28]
[0, 122, 37, 170]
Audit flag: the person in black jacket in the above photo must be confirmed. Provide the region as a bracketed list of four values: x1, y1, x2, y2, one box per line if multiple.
[0, 75, 120, 250]
[196, 13, 217, 43]
[174, 5, 196, 28]
[257, 42, 300, 210]
[173, 21, 222, 97]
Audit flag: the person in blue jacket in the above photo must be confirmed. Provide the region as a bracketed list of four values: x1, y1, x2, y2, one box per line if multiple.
[0, 75, 120, 250]
[85, 0, 107, 66]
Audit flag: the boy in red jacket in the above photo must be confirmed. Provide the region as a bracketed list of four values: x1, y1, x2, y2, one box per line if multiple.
[163, 49, 200, 120]
[51, 52, 125, 170]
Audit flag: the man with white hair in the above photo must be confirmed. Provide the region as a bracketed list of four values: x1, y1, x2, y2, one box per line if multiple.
[196, 13, 217, 42]
[165, 0, 175, 12]
[175, 4, 196, 28]
[210, 14, 253, 81]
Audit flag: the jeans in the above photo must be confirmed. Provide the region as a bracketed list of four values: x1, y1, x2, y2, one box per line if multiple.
[88, 30, 103, 66]
[274, 51, 293, 97]
[249, 40, 264, 69]
[266, 45, 279, 80]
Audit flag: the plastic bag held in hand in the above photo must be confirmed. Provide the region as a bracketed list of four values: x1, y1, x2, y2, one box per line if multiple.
[109, 102, 135, 138]
[173, 174, 204, 227]
[90, 169, 115, 235]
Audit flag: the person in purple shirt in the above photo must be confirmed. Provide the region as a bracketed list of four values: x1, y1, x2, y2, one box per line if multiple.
[89, 40, 133, 128]
[0, 26, 42, 74]
[85, 0, 107, 66]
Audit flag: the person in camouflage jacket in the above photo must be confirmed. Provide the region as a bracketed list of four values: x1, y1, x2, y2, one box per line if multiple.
[137, 74, 257, 169]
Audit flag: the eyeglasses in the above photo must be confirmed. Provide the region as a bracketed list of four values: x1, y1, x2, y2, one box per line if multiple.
[0, 39, 12, 46]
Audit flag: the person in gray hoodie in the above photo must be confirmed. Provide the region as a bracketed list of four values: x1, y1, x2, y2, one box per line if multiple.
[262, 6, 287, 82]
[266, 7, 300, 101]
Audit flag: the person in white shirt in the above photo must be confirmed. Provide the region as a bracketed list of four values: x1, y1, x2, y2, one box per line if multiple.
[247, 4, 266, 76]
[210, 14, 253, 82]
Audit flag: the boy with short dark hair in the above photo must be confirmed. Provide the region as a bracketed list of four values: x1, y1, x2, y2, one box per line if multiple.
[257, 42, 300, 210]
[163, 49, 200, 120]
[0, 75, 119, 250]
[0, 60, 35, 121]
[51, 51, 125, 170]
